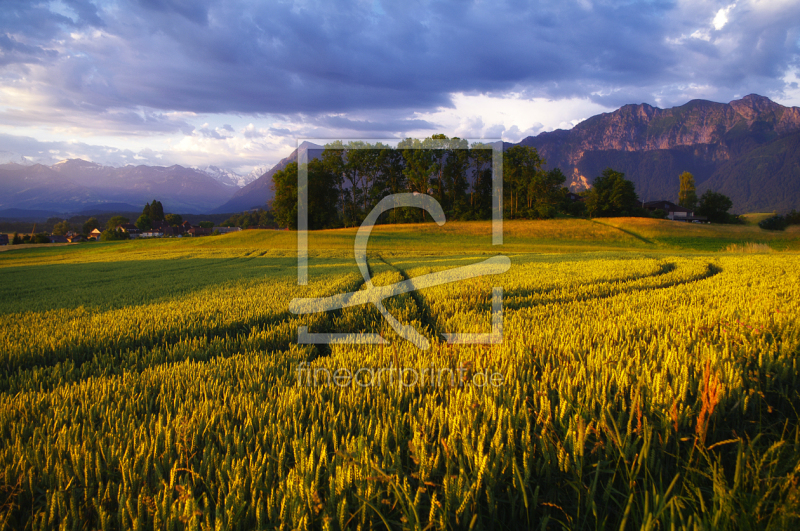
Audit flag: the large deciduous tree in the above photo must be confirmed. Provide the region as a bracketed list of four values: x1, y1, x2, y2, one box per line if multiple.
[82, 217, 99, 235]
[585, 168, 639, 217]
[272, 161, 340, 230]
[135, 214, 152, 231]
[52, 220, 70, 235]
[106, 216, 129, 231]
[165, 214, 183, 227]
[697, 190, 734, 223]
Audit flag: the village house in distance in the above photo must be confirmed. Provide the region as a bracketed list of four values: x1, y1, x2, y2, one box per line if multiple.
[642, 201, 708, 222]
[116, 220, 242, 239]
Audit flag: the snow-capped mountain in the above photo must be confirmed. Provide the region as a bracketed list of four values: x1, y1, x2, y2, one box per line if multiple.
[199, 165, 264, 188]
[242, 166, 269, 186]
[0, 151, 34, 166]
[199, 166, 242, 187]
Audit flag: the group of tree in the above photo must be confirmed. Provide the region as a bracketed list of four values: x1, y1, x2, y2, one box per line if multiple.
[97, 215, 130, 241]
[220, 209, 276, 229]
[503, 145, 568, 219]
[759, 210, 800, 231]
[270, 136, 578, 229]
[10, 233, 51, 244]
[584, 168, 641, 217]
[7, 202, 194, 244]
[677, 171, 739, 223]
[135, 200, 170, 231]
[46, 216, 112, 238]
[54, 218, 130, 240]
[128, 200, 195, 232]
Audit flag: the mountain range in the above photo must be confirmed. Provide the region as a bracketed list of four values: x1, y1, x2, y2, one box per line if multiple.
[1, 94, 798, 216]
[0, 160, 261, 214]
[517, 94, 800, 212]
[216, 94, 800, 214]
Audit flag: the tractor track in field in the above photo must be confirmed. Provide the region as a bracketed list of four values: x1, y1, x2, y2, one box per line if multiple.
[371, 255, 446, 343]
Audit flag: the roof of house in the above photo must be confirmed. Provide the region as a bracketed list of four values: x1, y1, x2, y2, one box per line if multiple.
[566, 192, 585, 202]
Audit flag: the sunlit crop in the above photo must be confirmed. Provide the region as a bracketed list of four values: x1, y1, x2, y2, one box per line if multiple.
[0, 235, 799, 530]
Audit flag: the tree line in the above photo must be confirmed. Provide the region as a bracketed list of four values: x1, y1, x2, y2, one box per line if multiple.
[271, 136, 576, 229]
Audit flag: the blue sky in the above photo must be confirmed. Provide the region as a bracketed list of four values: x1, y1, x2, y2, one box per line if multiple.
[1, 0, 799, 173]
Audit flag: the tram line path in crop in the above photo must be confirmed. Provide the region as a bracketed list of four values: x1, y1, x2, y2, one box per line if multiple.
[589, 218, 656, 245]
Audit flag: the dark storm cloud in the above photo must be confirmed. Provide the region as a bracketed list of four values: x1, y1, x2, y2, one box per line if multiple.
[0, 33, 58, 66]
[267, 127, 292, 137]
[316, 115, 437, 133]
[1, 0, 799, 127]
[0, 105, 195, 136]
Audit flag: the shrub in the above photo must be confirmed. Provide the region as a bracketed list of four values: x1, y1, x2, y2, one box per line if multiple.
[531, 204, 557, 219]
[758, 215, 788, 231]
[100, 229, 130, 241]
[725, 242, 773, 253]
[570, 202, 587, 217]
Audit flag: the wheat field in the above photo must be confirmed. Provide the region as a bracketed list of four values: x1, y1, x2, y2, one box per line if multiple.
[1, 221, 799, 530]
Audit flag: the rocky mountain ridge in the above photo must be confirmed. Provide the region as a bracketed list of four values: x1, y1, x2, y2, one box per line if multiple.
[518, 94, 800, 210]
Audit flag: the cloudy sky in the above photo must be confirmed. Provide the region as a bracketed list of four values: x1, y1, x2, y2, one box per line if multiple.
[2, 0, 799, 174]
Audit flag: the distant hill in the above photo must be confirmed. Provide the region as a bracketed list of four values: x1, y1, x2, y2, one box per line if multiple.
[0, 160, 238, 213]
[75, 203, 141, 215]
[212, 142, 324, 214]
[517, 94, 800, 212]
[0, 208, 63, 222]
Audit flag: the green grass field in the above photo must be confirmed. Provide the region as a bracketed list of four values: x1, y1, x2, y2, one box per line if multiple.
[1, 219, 799, 530]
[739, 213, 778, 225]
